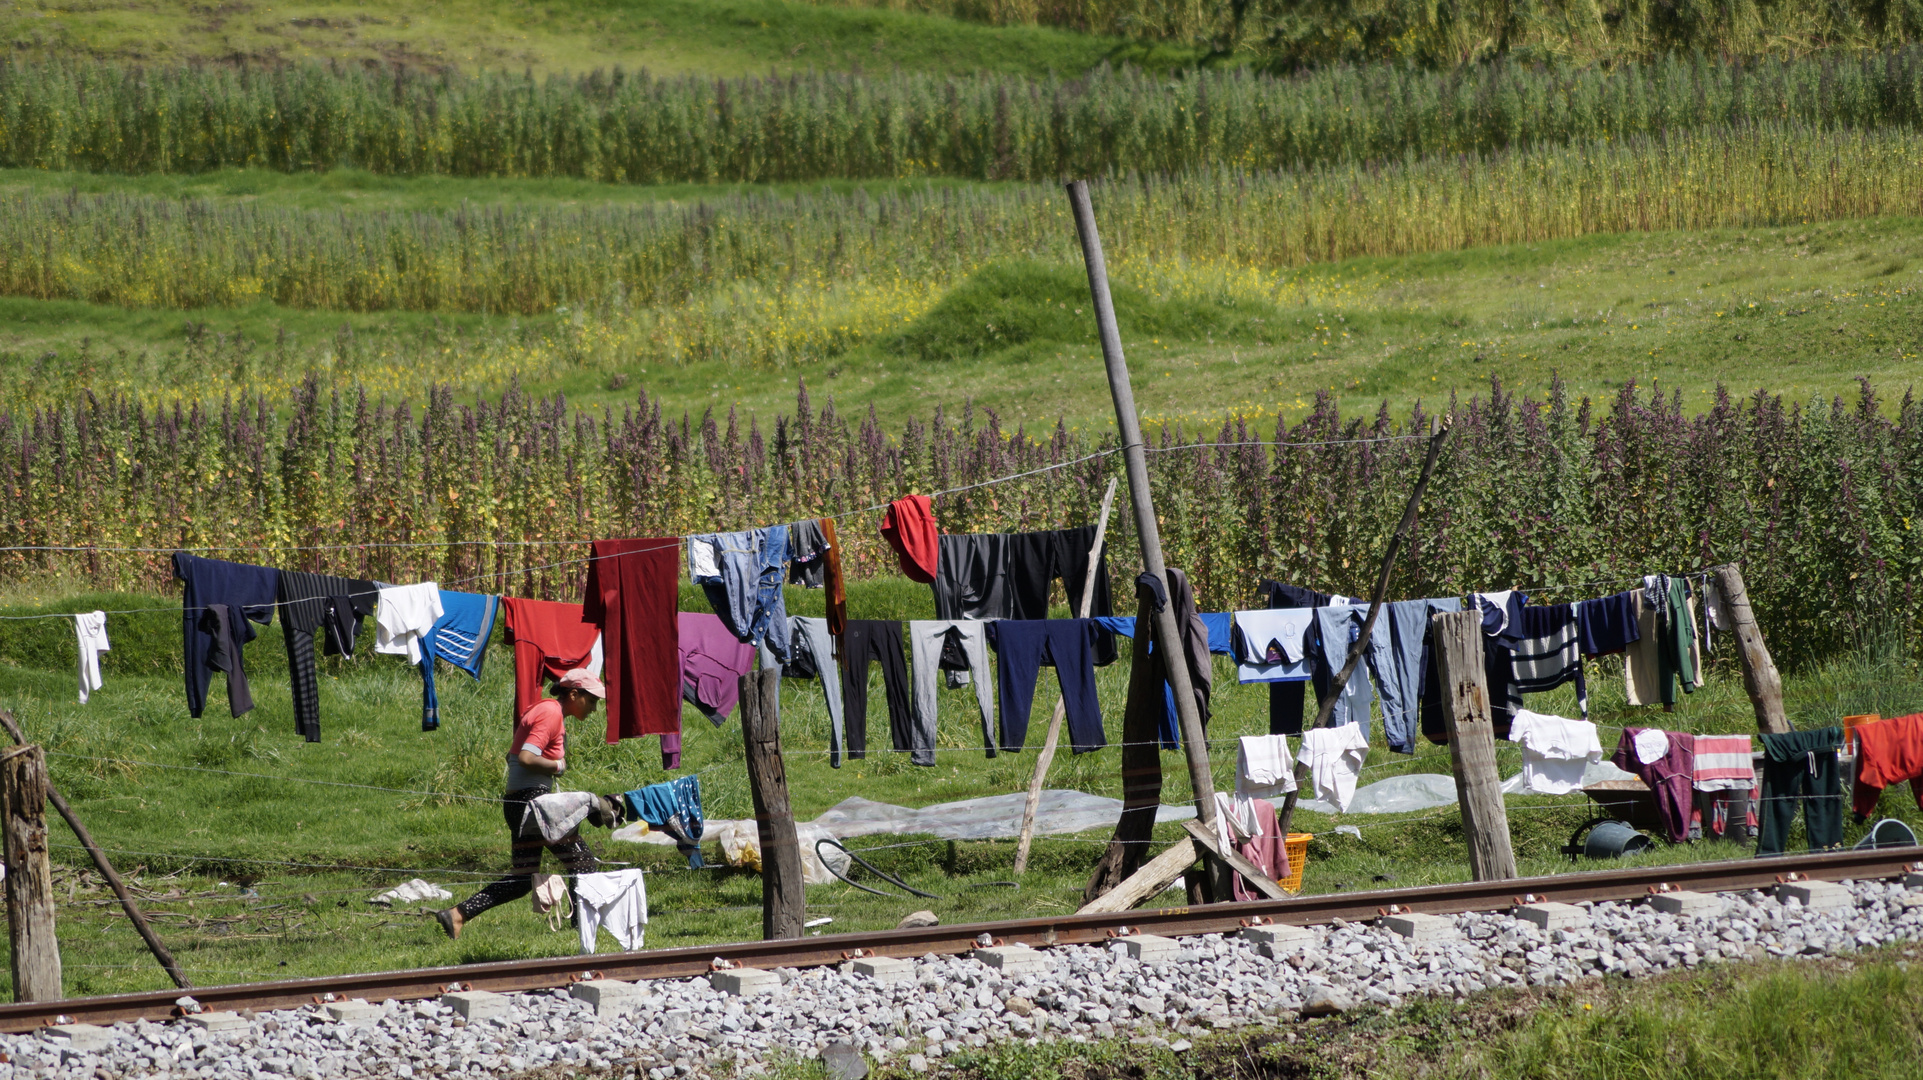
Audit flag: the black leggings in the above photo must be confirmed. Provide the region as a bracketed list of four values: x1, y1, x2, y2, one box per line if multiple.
[454, 787, 599, 920]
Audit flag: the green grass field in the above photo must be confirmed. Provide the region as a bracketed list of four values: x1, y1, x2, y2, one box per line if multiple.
[7, 208, 1918, 431]
[1, 579, 1917, 998]
[0, 0, 1192, 76]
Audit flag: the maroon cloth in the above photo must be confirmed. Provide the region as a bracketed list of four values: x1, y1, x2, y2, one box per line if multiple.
[1233, 798, 1288, 902]
[881, 495, 939, 583]
[583, 538, 682, 748]
[501, 598, 600, 722]
[1612, 727, 1697, 844]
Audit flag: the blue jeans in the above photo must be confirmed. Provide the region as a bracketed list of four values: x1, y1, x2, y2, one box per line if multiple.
[692, 527, 791, 662]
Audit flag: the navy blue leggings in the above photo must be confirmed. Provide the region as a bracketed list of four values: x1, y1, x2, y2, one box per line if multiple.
[991, 620, 1106, 753]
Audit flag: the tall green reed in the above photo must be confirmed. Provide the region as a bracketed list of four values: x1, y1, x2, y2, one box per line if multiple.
[4, 52, 1923, 183]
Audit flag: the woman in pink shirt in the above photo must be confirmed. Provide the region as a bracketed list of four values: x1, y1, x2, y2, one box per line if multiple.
[437, 669, 605, 939]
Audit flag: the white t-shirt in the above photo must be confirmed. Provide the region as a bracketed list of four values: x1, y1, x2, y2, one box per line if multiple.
[1235, 734, 1297, 799]
[1507, 709, 1603, 795]
[1297, 724, 1371, 812]
[374, 582, 444, 665]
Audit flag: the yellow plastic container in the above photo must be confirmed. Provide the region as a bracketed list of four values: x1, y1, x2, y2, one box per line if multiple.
[1280, 833, 1313, 894]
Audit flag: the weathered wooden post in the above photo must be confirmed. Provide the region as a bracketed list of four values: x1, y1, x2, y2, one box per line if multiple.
[1432, 610, 1518, 881]
[741, 669, 804, 940]
[2, 744, 60, 1001]
[0, 708, 187, 989]
[1710, 564, 1790, 735]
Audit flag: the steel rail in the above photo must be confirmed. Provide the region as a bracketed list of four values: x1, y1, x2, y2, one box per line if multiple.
[3, 844, 1915, 1033]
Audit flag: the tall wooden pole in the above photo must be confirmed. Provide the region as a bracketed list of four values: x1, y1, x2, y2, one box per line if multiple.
[1066, 180, 1217, 832]
[1432, 610, 1518, 881]
[1276, 418, 1451, 841]
[741, 669, 804, 940]
[0, 709, 188, 989]
[2, 744, 60, 1001]
[1710, 564, 1789, 735]
[1012, 477, 1118, 875]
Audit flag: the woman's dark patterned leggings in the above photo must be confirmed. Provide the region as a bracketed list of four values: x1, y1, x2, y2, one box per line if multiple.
[453, 787, 599, 920]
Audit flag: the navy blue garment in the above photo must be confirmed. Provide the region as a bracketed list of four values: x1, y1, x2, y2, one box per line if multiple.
[1094, 613, 1232, 748]
[989, 619, 1106, 754]
[417, 590, 498, 731]
[174, 552, 280, 719]
[1576, 590, 1642, 656]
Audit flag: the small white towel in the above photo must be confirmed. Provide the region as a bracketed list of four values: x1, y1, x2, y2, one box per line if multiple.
[74, 611, 110, 704]
[1235, 734, 1297, 799]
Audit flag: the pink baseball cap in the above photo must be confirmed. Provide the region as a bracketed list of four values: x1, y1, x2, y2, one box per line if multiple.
[555, 669, 606, 698]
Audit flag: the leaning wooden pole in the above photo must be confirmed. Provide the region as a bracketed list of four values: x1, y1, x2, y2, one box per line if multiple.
[0, 708, 189, 989]
[1433, 609, 1519, 882]
[1711, 564, 1790, 735]
[1276, 418, 1451, 841]
[741, 670, 804, 940]
[1066, 180, 1217, 833]
[1012, 476, 1118, 875]
[2, 744, 60, 1001]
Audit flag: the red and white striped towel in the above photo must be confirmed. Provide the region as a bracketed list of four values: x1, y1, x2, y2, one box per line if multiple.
[1693, 734, 1756, 791]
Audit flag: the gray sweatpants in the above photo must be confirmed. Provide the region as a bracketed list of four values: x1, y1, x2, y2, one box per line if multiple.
[767, 617, 848, 767]
[907, 619, 997, 763]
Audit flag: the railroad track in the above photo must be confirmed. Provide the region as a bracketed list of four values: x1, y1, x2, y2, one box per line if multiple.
[3, 845, 1916, 1034]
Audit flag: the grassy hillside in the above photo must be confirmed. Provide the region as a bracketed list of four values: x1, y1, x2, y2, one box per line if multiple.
[0, 0, 1187, 76]
[5, 216, 1917, 431]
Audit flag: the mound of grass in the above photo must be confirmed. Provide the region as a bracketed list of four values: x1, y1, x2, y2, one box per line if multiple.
[886, 260, 1283, 363]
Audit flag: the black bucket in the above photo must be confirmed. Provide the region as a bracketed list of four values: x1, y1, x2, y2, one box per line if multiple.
[1563, 818, 1655, 861]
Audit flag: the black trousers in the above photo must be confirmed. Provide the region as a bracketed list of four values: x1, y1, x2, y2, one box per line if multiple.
[454, 787, 599, 920]
[840, 620, 914, 760]
[278, 570, 376, 743]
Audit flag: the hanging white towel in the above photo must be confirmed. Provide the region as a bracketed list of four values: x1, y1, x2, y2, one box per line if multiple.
[373, 582, 444, 664]
[1235, 734, 1297, 799]
[74, 611, 109, 704]
[1506, 709, 1603, 795]
[1297, 724, 1371, 812]
[574, 868, 647, 954]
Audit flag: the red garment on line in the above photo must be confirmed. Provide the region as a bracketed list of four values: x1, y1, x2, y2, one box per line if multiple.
[501, 597, 600, 722]
[584, 538, 683, 745]
[881, 495, 939, 583]
[1853, 712, 1923, 816]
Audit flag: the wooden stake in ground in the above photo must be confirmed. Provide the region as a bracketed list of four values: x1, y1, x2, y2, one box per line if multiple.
[1012, 476, 1118, 875]
[1276, 418, 1451, 842]
[1710, 564, 1790, 735]
[1432, 609, 1518, 881]
[2, 743, 60, 1001]
[0, 708, 188, 989]
[741, 669, 804, 940]
[1065, 180, 1216, 830]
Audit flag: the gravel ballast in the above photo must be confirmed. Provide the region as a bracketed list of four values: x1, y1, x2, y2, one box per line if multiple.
[10, 877, 1923, 1079]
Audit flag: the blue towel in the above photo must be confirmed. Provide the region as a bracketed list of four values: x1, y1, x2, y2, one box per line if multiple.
[416, 590, 498, 731]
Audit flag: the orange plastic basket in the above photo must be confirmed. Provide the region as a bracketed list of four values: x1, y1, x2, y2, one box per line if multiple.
[1843, 714, 1880, 754]
[1280, 833, 1313, 894]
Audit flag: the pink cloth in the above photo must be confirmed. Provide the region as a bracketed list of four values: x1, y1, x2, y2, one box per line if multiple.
[1232, 797, 1288, 902]
[1612, 727, 1696, 843]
